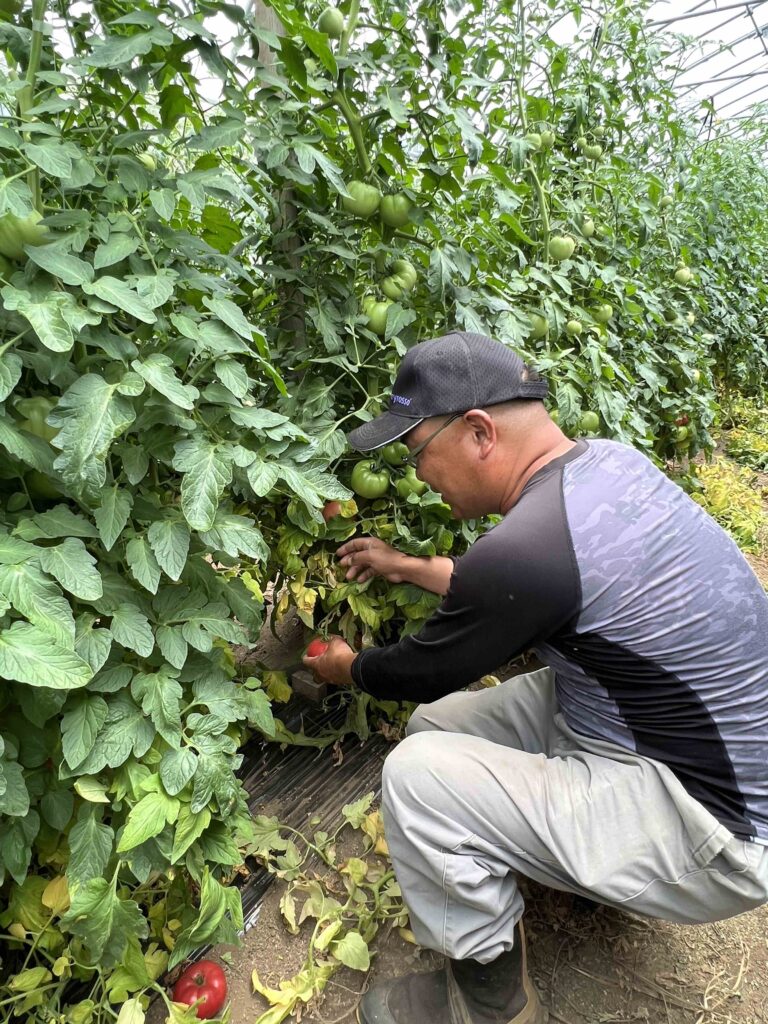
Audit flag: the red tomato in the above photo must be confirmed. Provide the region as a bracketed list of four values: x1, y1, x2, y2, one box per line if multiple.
[675, 415, 690, 426]
[306, 638, 329, 658]
[322, 501, 342, 522]
[172, 960, 227, 1019]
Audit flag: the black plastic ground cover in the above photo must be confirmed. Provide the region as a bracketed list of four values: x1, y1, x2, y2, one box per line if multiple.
[237, 693, 391, 931]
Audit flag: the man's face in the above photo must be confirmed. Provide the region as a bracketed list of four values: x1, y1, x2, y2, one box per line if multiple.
[404, 414, 485, 519]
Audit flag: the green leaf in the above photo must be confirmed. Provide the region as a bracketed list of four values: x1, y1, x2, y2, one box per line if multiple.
[342, 792, 374, 829]
[41, 788, 74, 830]
[200, 513, 268, 561]
[74, 693, 154, 774]
[0, 760, 30, 817]
[110, 604, 154, 658]
[67, 813, 114, 885]
[0, 415, 56, 474]
[147, 519, 190, 581]
[1, 285, 99, 352]
[0, 561, 76, 645]
[131, 670, 182, 746]
[93, 233, 139, 269]
[37, 537, 103, 601]
[173, 438, 234, 531]
[126, 537, 161, 594]
[131, 354, 199, 409]
[75, 615, 113, 673]
[331, 930, 370, 971]
[23, 141, 72, 178]
[82, 276, 156, 323]
[49, 375, 136, 500]
[160, 747, 198, 796]
[14, 504, 98, 541]
[241, 688, 275, 736]
[246, 459, 280, 496]
[25, 244, 94, 286]
[0, 622, 92, 690]
[116, 998, 146, 1024]
[214, 357, 249, 398]
[171, 804, 211, 864]
[0, 351, 22, 401]
[117, 791, 180, 852]
[149, 188, 175, 220]
[0, 531, 37, 565]
[84, 30, 154, 66]
[204, 296, 258, 342]
[59, 874, 148, 966]
[62, 695, 109, 770]
[94, 486, 133, 550]
[155, 625, 187, 670]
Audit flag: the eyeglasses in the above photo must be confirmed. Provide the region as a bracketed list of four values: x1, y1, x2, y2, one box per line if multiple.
[401, 412, 464, 468]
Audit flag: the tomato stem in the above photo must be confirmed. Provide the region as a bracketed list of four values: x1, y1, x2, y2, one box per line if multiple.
[17, 0, 47, 213]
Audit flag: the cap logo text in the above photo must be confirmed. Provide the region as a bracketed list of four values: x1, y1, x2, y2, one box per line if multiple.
[391, 394, 412, 406]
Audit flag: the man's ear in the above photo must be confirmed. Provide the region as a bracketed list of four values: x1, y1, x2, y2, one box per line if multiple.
[464, 410, 496, 457]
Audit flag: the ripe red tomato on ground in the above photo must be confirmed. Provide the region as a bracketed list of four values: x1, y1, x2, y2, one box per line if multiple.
[172, 960, 227, 1019]
[306, 638, 330, 658]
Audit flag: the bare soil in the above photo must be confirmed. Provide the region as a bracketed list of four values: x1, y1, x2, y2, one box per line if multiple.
[159, 822, 768, 1024]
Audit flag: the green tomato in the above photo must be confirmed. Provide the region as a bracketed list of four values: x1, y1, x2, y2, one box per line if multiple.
[0, 0, 22, 21]
[380, 194, 412, 228]
[686, 311, 696, 326]
[659, 194, 674, 210]
[381, 275, 406, 301]
[548, 235, 576, 261]
[584, 143, 603, 160]
[576, 135, 588, 151]
[663, 308, 679, 323]
[529, 314, 548, 339]
[364, 299, 392, 336]
[342, 181, 382, 219]
[594, 303, 613, 323]
[674, 425, 689, 444]
[381, 441, 409, 466]
[565, 319, 583, 337]
[391, 258, 417, 290]
[582, 218, 596, 238]
[16, 396, 57, 442]
[674, 266, 693, 286]
[351, 461, 390, 499]
[549, 408, 559, 424]
[0, 210, 47, 262]
[692, 369, 702, 384]
[396, 466, 427, 498]
[137, 153, 156, 171]
[540, 130, 556, 149]
[25, 470, 62, 500]
[579, 411, 600, 433]
[317, 5, 344, 36]
[525, 132, 542, 151]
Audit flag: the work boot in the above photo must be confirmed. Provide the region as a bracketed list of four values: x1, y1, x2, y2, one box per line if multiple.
[357, 921, 547, 1024]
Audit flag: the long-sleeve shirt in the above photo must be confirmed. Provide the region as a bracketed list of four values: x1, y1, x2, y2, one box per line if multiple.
[351, 439, 768, 844]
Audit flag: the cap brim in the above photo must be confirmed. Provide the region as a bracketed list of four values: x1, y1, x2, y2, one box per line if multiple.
[347, 411, 424, 452]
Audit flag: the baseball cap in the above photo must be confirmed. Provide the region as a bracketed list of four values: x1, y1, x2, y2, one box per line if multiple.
[347, 331, 549, 452]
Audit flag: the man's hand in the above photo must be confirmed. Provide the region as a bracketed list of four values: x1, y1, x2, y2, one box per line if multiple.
[302, 635, 356, 687]
[337, 537, 410, 584]
[338, 536, 455, 596]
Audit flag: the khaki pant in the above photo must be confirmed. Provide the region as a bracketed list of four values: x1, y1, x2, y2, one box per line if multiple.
[381, 668, 768, 963]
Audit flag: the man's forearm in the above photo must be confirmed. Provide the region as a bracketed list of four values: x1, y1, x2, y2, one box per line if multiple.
[398, 554, 454, 596]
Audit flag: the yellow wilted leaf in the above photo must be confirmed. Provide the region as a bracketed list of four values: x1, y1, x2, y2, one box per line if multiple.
[398, 927, 417, 944]
[52, 955, 71, 979]
[42, 876, 70, 914]
[8, 923, 26, 940]
[374, 836, 390, 858]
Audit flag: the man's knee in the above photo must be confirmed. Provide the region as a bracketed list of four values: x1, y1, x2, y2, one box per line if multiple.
[382, 730, 453, 806]
[405, 691, 468, 736]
